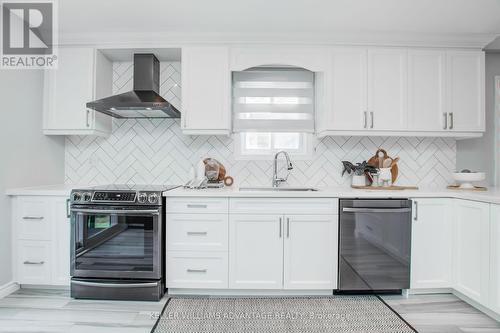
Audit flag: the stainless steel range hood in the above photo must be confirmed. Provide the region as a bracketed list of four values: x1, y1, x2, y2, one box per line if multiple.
[86, 54, 180, 119]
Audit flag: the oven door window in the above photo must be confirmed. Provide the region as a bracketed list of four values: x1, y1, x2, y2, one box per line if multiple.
[74, 211, 156, 273]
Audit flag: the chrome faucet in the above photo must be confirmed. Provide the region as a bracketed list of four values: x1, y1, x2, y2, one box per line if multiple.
[272, 151, 294, 187]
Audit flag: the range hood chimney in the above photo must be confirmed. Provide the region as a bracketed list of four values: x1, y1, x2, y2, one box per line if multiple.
[86, 54, 181, 119]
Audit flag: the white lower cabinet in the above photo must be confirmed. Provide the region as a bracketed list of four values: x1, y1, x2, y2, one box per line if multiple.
[453, 199, 490, 304]
[166, 198, 230, 289]
[167, 252, 228, 289]
[229, 215, 283, 289]
[489, 204, 500, 313]
[228, 198, 339, 291]
[12, 195, 71, 286]
[17, 241, 52, 285]
[410, 198, 453, 289]
[283, 215, 338, 290]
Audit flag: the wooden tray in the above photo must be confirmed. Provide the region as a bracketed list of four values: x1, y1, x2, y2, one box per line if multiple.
[447, 185, 487, 191]
[352, 185, 419, 190]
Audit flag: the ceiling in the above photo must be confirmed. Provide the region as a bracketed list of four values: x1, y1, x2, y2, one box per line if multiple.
[59, 0, 500, 45]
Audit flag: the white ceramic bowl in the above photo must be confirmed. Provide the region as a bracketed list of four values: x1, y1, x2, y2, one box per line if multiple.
[452, 172, 485, 189]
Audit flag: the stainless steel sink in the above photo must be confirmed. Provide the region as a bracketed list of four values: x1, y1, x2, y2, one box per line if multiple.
[239, 187, 319, 192]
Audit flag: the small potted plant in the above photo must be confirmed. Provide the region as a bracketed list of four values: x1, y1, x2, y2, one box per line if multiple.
[341, 161, 379, 187]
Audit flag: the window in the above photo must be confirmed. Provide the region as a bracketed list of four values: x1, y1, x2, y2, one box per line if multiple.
[236, 132, 311, 159]
[232, 67, 314, 159]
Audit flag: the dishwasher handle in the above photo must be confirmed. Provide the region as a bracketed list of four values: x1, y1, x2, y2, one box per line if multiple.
[342, 207, 412, 213]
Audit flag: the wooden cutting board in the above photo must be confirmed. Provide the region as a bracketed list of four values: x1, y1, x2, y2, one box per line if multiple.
[447, 185, 487, 191]
[367, 148, 398, 183]
[352, 185, 419, 190]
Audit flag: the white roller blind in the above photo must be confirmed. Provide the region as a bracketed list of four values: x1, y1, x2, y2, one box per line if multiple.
[232, 68, 315, 132]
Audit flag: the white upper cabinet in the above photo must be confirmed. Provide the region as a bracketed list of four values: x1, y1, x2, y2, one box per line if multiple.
[324, 47, 368, 131]
[43, 47, 112, 136]
[408, 49, 446, 131]
[367, 48, 408, 131]
[320, 46, 485, 137]
[410, 198, 453, 289]
[453, 199, 490, 304]
[230, 46, 328, 72]
[181, 46, 231, 135]
[446, 50, 485, 132]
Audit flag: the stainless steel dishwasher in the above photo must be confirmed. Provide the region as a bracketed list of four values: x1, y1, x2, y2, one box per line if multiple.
[338, 199, 412, 293]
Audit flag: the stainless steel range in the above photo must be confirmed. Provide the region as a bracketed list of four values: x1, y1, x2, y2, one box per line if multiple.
[69, 184, 178, 301]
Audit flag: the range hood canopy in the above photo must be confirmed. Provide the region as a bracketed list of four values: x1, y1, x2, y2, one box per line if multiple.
[86, 53, 180, 119]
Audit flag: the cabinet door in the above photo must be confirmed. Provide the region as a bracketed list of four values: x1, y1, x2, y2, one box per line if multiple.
[446, 51, 485, 131]
[284, 215, 338, 290]
[367, 48, 408, 130]
[51, 198, 70, 286]
[490, 204, 500, 314]
[453, 199, 490, 304]
[229, 215, 283, 289]
[17, 196, 51, 240]
[181, 47, 230, 135]
[17, 241, 52, 285]
[408, 50, 446, 131]
[328, 48, 368, 131]
[410, 198, 453, 289]
[43, 47, 111, 136]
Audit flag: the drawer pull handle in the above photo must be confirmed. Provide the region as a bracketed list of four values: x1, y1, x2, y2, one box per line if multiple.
[187, 204, 208, 209]
[23, 261, 44, 265]
[187, 269, 207, 273]
[22, 216, 44, 220]
[187, 231, 208, 236]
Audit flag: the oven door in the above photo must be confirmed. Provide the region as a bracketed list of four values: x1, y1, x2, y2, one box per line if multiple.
[70, 206, 162, 280]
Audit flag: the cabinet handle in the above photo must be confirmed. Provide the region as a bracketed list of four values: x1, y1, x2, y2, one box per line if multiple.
[370, 111, 374, 129]
[22, 216, 44, 220]
[279, 217, 282, 238]
[187, 269, 207, 273]
[66, 198, 71, 218]
[443, 112, 448, 130]
[414, 201, 418, 221]
[86, 109, 90, 128]
[449, 112, 454, 130]
[363, 111, 367, 128]
[187, 204, 207, 209]
[286, 218, 290, 238]
[23, 261, 44, 265]
[187, 231, 207, 236]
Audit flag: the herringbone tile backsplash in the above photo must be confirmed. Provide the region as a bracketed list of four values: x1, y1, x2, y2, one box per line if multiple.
[65, 61, 457, 188]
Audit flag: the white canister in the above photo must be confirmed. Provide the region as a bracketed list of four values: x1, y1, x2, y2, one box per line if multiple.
[352, 174, 366, 187]
[379, 167, 392, 187]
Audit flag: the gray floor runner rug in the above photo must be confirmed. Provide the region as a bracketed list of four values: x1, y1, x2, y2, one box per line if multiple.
[151, 296, 417, 333]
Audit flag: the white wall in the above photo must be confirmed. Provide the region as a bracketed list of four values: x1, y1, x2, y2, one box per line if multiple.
[456, 52, 500, 186]
[0, 70, 65, 287]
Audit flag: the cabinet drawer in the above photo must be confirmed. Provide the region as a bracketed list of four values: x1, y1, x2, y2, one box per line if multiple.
[17, 197, 51, 240]
[167, 252, 228, 289]
[167, 214, 228, 252]
[166, 197, 228, 214]
[230, 198, 338, 215]
[17, 240, 51, 285]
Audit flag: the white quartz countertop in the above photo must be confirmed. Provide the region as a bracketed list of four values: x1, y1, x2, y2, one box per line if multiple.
[6, 184, 77, 196]
[8, 184, 500, 206]
[163, 186, 500, 205]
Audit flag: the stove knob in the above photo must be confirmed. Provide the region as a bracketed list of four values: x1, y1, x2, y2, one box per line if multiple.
[138, 193, 148, 203]
[148, 193, 158, 204]
[72, 192, 82, 202]
[83, 192, 92, 202]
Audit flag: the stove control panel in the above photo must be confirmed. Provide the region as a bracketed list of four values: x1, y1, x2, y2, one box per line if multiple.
[92, 191, 136, 202]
